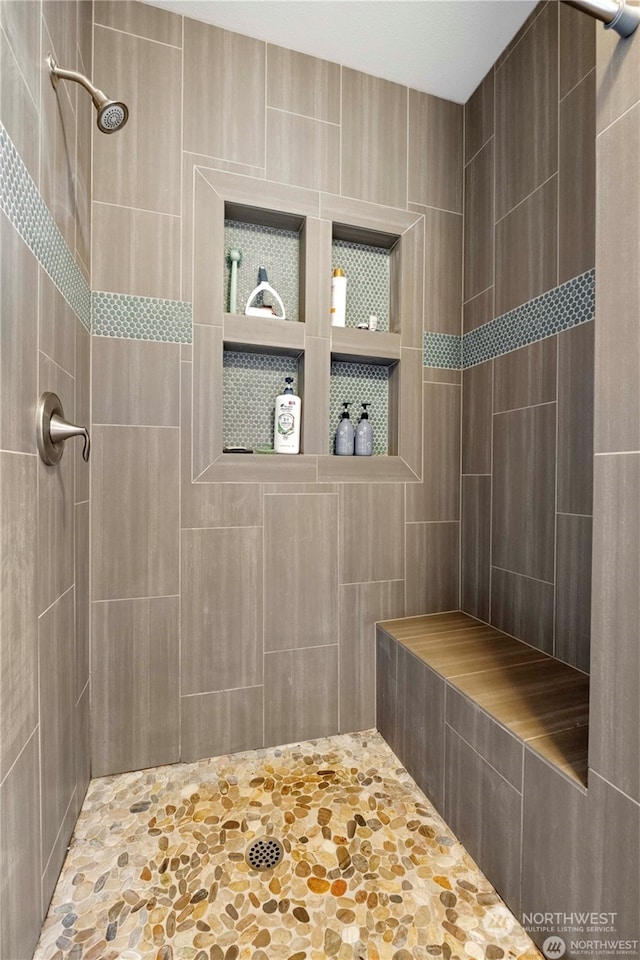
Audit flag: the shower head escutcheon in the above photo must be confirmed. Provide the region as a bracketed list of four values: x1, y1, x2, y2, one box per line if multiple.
[47, 54, 129, 133]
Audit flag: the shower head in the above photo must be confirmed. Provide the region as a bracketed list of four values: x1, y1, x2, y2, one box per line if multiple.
[47, 54, 129, 134]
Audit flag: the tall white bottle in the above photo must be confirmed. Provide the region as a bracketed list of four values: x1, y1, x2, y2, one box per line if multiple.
[330, 267, 347, 326]
[274, 376, 301, 454]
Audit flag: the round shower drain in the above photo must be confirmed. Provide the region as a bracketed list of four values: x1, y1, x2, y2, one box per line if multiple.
[245, 836, 284, 870]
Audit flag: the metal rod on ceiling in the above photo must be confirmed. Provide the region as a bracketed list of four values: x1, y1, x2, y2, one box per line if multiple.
[563, 0, 640, 37]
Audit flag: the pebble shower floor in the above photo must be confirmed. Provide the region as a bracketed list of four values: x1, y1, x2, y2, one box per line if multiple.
[34, 731, 542, 960]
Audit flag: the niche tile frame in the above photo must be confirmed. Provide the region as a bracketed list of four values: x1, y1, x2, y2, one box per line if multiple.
[190, 168, 424, 483]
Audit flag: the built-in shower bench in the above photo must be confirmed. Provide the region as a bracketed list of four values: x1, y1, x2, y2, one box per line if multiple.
[376, 611, 589, 801]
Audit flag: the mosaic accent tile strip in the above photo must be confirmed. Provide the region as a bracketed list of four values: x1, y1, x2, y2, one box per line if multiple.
[423, 332, 462, 370]
[463, 270, 595, 368]
[330, 361, 389, 456]
[92, 291, 193, 343]
[224, 220, 300, 322]
[223, 350, 299, 450]
[0, 121, 91, 330]
[332, 239, 390, 331]
[34, 730, 543, 960]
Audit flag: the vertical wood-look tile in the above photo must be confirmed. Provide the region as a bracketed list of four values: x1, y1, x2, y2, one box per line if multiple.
[264, 645, 339, 747]
[398, 347, 423, 480]
[461, 475, 491, 623]
[94, 0, 183, 45]
[92, 338, 180, 426]
[91, 426, 179, 600]
[74, 500, 89, 703]
[446, 687, 524, 790]
[405, 521, 459, 616]
[39, 588, 75, 867]
[193, 324, 223, 477]
[181, 686, 264, 762]
[92, 203, 180, 300]
[462, 362, 492, 475]
[0, 731, 41, 960]
[408, 90, 463, 213]
[464, 139, 494, 302]
[0, 25, 40, 184]
[406, 383, 460, 522]
[490, 566, 554, 653]
[0, 453, 37, 781]
[192, 169, 225, 323]
[492, 404, 556, 582]
[463, 287, 494, 334]
[0, 215, 38, 455]
[302, 337, 330, 454]
[180, 362, 263, 528]
[74, 685, 90, 820]
[493, 337, 557, 413]
[495, 0, 558, 220]
[302, 217, 332, 338]
[398, 220, 425, 349]
[184, 20, 265, 166]
[40, 23, 76, 251]
[75, 322, 90, 504]
[0, 0, 41, 109]
[39, 260, 75, 378]
[596, 9, 640, 134]
[340, 483, 404, 584]
[91, 597, 179, 776]
[419, 206, 463, 336]
[375, 630, 399, 755]
[559, 71, 596, 284]
[465, 68, 494, 164]
[93, 25, 181, 213]
[557, 320, 594, 515]
[181, 527, 263, 695]
[445, 726, 523, 914]
[495, 177, 558, 316]
[38, 354, 75, 615]
[339, 580, 405, 734]
[267, 44, 340, 122]
[397, 646, 446, 812]
[559, 3, 595, 99]
[595, 101, 640, 453]
[341, 68, 407, 209]
[264, 494, 338, 651]
[266, 108, 339, 193]
[555, 513, 592, 672]
[590, 453, 640, 802]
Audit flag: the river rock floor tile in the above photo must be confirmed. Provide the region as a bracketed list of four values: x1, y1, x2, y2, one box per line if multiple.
[34, 730, 542, 960]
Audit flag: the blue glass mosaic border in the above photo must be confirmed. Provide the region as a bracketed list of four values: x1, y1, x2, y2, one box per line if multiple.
[423, 332, 462, 370]
[422, 270, 595, 370]
[462, 270, 595, 368]
[0, 121, 91, 330]
[92, 291, 192, 343]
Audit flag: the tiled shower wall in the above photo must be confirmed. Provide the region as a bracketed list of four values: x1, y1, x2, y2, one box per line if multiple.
[461, 1, 595, 671]
[0, 1, 92, 957]
[89, 1, 463, 778]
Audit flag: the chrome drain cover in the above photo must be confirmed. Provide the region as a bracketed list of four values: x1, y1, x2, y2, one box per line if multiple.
[245, 837, 284, 870]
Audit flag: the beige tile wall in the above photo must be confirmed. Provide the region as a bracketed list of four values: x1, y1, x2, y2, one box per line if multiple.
[0, 1, 92, 955]
[89, 1, 464, 775]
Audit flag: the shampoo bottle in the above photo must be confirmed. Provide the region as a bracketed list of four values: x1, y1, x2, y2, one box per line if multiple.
[330, 268, 347, 327]
[274, 377, 301, 454]
[355, 402, 373, 456]
[335, 402, 355, 455]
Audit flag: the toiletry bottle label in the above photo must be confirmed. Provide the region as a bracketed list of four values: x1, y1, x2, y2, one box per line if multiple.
[277, 403, 295, 437]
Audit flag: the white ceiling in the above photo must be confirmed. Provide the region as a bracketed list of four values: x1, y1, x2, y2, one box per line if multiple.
[142, 0, 538, 104]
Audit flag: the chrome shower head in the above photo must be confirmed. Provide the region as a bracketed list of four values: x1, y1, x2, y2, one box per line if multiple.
[47, 54, 129, 134]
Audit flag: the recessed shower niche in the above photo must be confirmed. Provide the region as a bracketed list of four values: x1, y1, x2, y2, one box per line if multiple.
[191, 167, 425, 481]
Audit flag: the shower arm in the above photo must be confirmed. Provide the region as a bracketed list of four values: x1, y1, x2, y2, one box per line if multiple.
[563, 0, 640, 37]
[47, 54, 110, 110]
